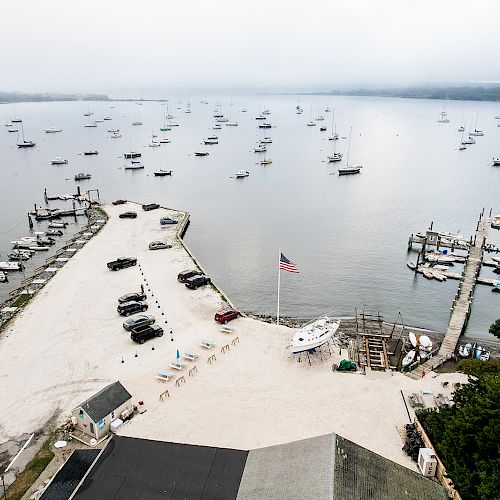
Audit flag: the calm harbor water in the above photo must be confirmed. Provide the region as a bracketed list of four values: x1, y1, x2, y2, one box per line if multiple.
[0, 96, 499, 340]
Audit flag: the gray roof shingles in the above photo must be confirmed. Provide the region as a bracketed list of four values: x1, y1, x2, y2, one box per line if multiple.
[78, 381, 131, 422]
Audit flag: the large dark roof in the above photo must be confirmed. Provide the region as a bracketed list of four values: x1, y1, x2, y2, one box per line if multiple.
[70, 434, 448, 500]
[78, 381, 131, 422]
[40, 449, 99, 500]
[74, 436, 247, 500]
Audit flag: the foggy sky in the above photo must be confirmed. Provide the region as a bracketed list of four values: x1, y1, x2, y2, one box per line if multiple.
[1, 0, 499, 98]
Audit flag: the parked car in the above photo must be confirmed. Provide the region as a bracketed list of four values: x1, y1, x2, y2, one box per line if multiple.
[160, 217, 178, 225]
[123, 314, 156, 331]
[177, 269, 202, 283]
[119, 211, 137, 219]
[185, 275, 211, 289]
[118, 292, 147, 304]
[215, 307, 241, 324]
[142, 203, 160, 211]
[107, 257, 137, 271]
[112, 199, 127, 205]
[149, 241, 172, 250]
[131, 324, 164, 344]
[117, 301, 148, 316]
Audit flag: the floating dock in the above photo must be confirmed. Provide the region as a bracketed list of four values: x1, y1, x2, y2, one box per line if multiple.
[407, 212, 491, 379]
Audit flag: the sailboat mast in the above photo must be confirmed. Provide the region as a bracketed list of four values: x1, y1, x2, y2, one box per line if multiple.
[346, 127, 352, 166]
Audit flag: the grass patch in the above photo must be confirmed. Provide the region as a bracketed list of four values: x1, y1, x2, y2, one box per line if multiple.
[12, 293, 31, 308]
[5, 436, 55, 500]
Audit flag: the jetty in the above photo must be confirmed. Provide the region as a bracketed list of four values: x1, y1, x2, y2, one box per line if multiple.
[407, 212, 491, 379]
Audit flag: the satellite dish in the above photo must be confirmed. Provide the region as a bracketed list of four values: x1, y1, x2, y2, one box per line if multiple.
[90, 438, 97, 446]
[54, 440, 67, 448]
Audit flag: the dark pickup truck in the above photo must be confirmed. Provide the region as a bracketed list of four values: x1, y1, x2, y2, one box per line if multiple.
[107, 257, 137, 271]
[131, 324, 164, 344]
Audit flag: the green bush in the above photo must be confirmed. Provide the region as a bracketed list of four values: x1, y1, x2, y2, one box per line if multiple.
[417, 363, 500, 499]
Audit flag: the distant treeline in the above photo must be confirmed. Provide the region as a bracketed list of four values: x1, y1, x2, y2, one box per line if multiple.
[304, 86, 500, 102]
[0, 91, 110, 103]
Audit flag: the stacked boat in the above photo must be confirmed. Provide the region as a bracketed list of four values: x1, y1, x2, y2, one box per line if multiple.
[402, 332, 434, 368]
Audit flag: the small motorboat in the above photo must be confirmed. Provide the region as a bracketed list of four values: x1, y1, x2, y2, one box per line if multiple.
[254, 146, 266, 153]
[8, 250, 33, 261]
[45, 127, 62, 133]
[258, 123, 272, 128]
[110, 131, 122, 138]
[103, 117, 113, 120]
[213, 124, 222, 129]
[422, 268, 434, 279]
[402, 350, 416, 367]
[458, 342, 473, 357]
[51, 157, 68, 165]
[235, 170, 249, 178]
[132, 121, 143, 126]
[0, 271, 7, 282]
[74, 173, 91, 181]
[124, 152, 141, 159]
[84, 122, 97, 128]
[307, 121, 316, 127]
[84, 150, 99, 155]
[194, 152, 209, 156]
[125, 161, 144, 170]
[260, 137, 272, 143]
[260, 158, 272, 165]
[409, 332, 417, 347]
[46, 229, 64, 236]
[154, 170, 172, 176]
[320, 126, 327, 131]
[255, 116, 266, 120]
[107, 128, 119, 133]
[0, 261, 21, 271]
[204, 138, 218, 145]
[159, 138, 171, 144]
[329, 134, 339, 141]
[492, 158, 500, 166]
[8, 128, 18, 132]
[407, 261, 417, 270]
[48, 222, 68, 228]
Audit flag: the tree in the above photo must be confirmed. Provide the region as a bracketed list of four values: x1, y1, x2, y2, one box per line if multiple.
[489, 319, 500, 340]
[416, 362, 500, 500]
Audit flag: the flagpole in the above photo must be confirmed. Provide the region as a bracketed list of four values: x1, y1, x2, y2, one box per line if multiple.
[277, 248, 281, 326]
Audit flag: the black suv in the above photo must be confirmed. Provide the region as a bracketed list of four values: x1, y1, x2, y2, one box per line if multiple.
[177, 269, 202, 283]
[107, 257, 137, 271]
[131, 324, 164, 344]
[119, 212, 137, 219]
[118, 292, 147, 304]
[142, 203, 160, 211]
[185, 275, 211, 289]
[117, 301, 148, 316]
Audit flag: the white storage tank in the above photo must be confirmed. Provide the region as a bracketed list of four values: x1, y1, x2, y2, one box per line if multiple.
[110, 419, 124, 433]
[418, 448, 437, 477]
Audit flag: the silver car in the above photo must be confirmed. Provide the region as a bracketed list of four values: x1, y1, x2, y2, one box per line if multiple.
[148, 241, 172, 250]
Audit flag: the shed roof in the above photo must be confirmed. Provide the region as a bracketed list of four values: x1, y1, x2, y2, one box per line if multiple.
[77, 381, 131, 422]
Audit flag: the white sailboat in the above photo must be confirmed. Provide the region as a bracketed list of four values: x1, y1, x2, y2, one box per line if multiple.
[469, 111, 484, 136]
[307, 106, 316, 126]
[338, 127, 362, 175]
[17, 122, 36, 148]
[327, 123, 342, 162]
[328, 109, 339, 141]
[288, 316, 340, 354]
[226, 103, 238, 126]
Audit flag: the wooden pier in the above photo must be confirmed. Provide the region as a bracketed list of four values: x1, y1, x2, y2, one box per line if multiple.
[407, 213, 491, 379]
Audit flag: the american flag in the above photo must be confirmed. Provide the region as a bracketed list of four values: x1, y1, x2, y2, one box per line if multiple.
[279, 253, 299, 273]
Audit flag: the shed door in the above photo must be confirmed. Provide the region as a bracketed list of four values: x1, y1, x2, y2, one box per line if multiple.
[90, 422, 95, 434]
